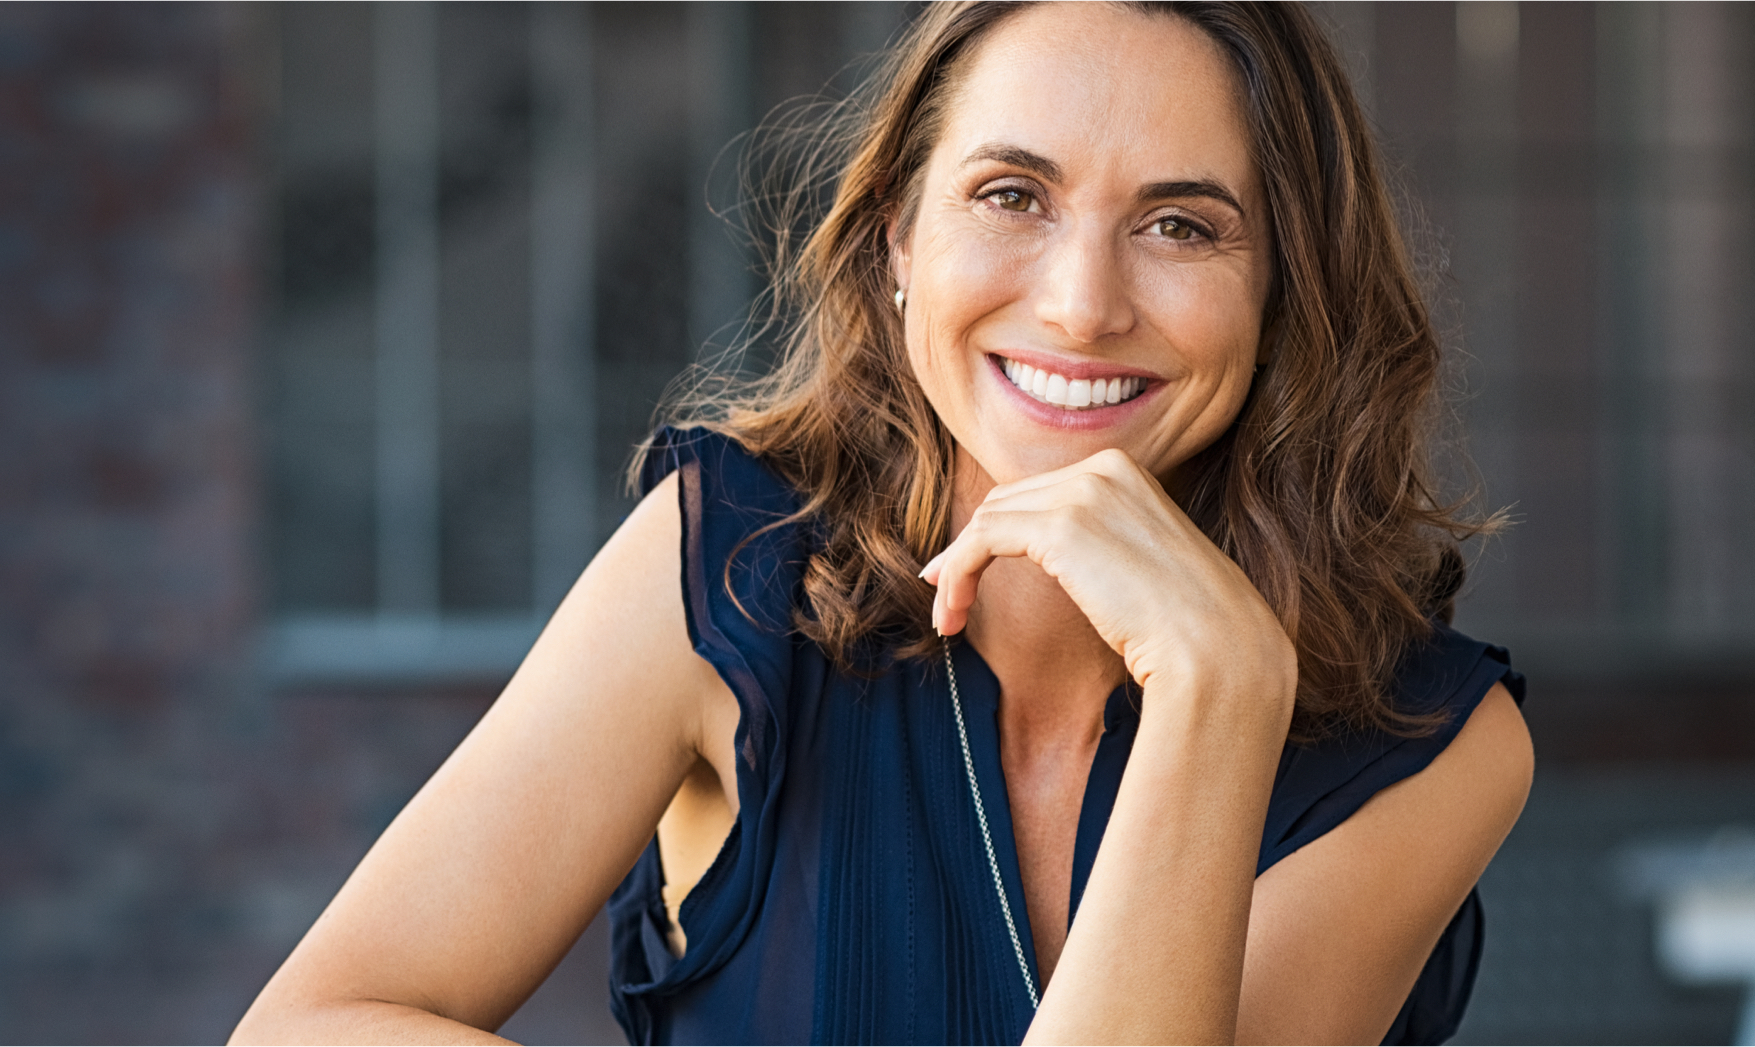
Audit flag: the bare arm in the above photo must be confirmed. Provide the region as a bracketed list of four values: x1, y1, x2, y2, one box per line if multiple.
[231, 472, 734, 1045]
[1038, 676, 1528, 1046]
[926, 448, 1298, 1043]
[1029, 644, 1293, 1044]
[1236, 681, 1531, 1045]
[925, 449, 1532, 1043]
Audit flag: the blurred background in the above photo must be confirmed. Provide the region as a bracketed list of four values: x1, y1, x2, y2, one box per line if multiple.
[1, 2, 1752, 1043]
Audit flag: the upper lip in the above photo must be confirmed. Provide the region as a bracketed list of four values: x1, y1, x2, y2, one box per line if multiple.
[986, 348, 1162, 383]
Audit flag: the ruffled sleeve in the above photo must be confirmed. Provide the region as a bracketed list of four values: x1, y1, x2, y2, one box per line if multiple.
[1256, 623, 1525, 1046]
[608, 427, 808, 1042]
[1260, 623, 1525, 875]
[637, 426, 802, 793]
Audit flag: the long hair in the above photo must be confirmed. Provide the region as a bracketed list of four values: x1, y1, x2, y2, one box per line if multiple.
[641, 1, 1490, 739]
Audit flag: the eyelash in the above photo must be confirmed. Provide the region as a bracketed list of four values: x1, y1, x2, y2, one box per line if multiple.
[977, 184, 1039, 214]
[1145, 213, 1215, 244]
[975, 184, 1215, 244]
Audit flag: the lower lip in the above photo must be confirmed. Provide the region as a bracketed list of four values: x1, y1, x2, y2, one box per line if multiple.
[985, 355, 1161, 431]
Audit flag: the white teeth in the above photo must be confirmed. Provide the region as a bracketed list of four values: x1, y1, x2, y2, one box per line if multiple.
[998, 357, 1147, 410]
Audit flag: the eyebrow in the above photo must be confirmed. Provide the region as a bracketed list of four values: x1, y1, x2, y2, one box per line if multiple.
[1137, 180, 1246, 217]
[961, 143, 1064, 183]
[960, 143, 1246, 219]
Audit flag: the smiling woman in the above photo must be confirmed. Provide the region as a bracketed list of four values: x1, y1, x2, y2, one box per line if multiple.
[231, 4, 1531, 1046]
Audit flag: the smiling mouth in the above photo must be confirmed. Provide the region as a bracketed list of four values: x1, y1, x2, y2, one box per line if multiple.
[997, 356, 1150, 410]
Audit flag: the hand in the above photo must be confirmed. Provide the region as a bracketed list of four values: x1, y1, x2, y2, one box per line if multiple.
[920, 448, 1295, 697]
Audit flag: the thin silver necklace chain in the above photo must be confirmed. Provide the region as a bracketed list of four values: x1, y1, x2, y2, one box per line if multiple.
[942, 639, 1042, 1011]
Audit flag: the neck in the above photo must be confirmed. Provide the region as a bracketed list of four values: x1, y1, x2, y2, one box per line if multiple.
[950, 452, 1123, 746]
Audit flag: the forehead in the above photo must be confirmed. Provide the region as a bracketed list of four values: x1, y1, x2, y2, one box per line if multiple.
[939, 3, 1254, 188]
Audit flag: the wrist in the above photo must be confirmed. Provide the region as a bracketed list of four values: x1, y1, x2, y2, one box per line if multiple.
[1131, 634, 1297, 737]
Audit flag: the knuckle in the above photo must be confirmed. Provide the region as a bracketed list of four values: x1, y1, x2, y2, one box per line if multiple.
[1048, 506, 1086, 541]
[1072, 471, 1109, 500]
[1093, 447, 1133, 472]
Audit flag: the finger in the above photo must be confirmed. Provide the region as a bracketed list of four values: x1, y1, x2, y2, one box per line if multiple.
[984, 466, 1198, 552]
[921, 476, 1107, 590]
[969, 472, 1161, 548]
[921, 482, 1082, 592]
[923, 451, 1154, 594]
[932, 509, 1043, 635]
[979, 446, 1148, 503]
[919, 549, 947, 586]
[971, 473, 1110, 517]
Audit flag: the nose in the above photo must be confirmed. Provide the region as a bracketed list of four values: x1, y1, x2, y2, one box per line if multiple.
[1033, 221, 1137, 344]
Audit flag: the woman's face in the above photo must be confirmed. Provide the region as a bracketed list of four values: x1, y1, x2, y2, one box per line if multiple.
[893, 3, 1274, 488]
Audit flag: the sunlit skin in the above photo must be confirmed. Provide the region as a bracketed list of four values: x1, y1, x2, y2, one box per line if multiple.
[895, 9, 1273, 488]
[900, 6, 1528, 1038]
[894, 4, 1285, 994]
[230, 5, 1530, 1045]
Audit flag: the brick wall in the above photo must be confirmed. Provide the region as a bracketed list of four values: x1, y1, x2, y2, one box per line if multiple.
[0, 3, 263, 1037]
[0, 7, 620, 1042]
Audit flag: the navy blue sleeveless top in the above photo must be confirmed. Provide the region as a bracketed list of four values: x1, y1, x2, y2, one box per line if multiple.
[607, 429, 1524, 1046]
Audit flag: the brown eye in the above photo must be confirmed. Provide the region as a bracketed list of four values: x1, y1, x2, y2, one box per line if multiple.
[992, 189, 1032, 212]
[1157, 217, 1195, 240]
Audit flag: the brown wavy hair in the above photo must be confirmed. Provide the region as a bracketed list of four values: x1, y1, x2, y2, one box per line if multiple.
[642, 1, 1492, 739]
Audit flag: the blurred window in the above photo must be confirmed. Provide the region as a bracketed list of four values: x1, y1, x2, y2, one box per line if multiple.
[261, 2, 908, 686]
[264, 2, 599, 685]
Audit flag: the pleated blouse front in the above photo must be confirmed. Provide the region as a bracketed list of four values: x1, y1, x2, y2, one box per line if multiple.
[606, 428, 1524, 1046]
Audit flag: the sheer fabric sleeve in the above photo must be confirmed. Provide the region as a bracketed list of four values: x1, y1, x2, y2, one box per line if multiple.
[608, 427, 806, 1041]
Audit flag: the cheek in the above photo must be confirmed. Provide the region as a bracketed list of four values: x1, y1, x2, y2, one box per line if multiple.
[906, 226, 1028, 390]
[1136, 264, 1266, 463]
[1142, 263, 1264, 379]
[916, 222, 1029, 320]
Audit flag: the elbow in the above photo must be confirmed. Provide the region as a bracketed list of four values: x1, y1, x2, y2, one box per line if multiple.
[228, 987, 503, 1046]
[228, 988, 305, 1046]
[229, 981, 349, 1046]
[228, 987, 395, 1046]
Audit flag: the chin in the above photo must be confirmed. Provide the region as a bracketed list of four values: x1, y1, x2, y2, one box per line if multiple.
[962, 436, 1106, 486]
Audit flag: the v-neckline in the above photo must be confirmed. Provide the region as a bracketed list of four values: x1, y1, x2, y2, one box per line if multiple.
[946, 641, 1140, 991]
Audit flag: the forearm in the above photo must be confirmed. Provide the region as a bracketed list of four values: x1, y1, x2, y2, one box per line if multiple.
[1026, 674, 1291, 1045]
[230, 996, 516, 1046]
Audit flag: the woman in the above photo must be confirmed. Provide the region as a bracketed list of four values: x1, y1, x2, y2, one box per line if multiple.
[233, 3, 1532, 1044]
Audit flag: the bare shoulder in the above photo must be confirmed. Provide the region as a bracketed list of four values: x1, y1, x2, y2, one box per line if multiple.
[1237, 684, 1532, 1044]
[1423, 682, 1535, 824]
[493, 469, 731, 772]
[528, 470, 723, 719]
[231, 471, 735, 1043]
[1367, 682, 1534, 852]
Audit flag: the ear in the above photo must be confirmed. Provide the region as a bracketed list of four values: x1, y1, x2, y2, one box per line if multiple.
[886, 213, 912, 294]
